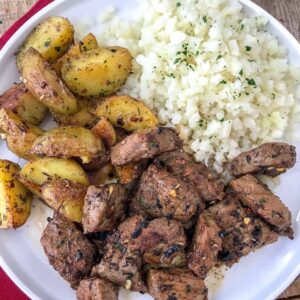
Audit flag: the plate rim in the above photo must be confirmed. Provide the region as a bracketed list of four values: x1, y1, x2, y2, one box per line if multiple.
[0, 0, 299, 299]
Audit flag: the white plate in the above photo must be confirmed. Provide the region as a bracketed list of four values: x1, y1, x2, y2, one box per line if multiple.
[0, 0, 300, 299]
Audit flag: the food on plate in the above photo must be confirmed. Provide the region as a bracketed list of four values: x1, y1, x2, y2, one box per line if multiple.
[41, 179, 87, 223]
[87, 163, 115, 185]
[0, 108, 44, 160]
[0, 83, 47, 125]
[0, 160, 32, 229]
[31, 126, 105, 164]
[18, 157, 89, 198]
[40, 213, 97, 288]
[132, 162, 202, 223]
[52, 32, 99, 77]
[82, 184, 127, 233]
[187, 212, 222, 279]
[19, 48, 79, 115]
[209, 198, 279, 266]
[111, 127, 182, 165]
[96, 95, 159, 132]
[229, 174, 293, 236]
[156, 150, 225, 203]
[76, 278, 119, 300]
[61, 47, 133, 97]
[147, 268, 208, 300]
[92, 117, 117, 148]
[229, 142, 297, 177]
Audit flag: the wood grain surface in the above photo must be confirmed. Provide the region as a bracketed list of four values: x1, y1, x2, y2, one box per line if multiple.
[0, 0, 300, 299]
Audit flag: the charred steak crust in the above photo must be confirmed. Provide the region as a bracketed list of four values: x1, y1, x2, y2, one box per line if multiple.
[111, 127, 182, 165]
[40, 213, 98, 288]
[230, 142, 296, 177]
[229, 174, 293, 237]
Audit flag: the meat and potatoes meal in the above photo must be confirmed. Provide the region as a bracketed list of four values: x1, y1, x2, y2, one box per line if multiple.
[0, 10, 298, 300]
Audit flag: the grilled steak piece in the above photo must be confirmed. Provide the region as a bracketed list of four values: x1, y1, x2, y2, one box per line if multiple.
[82, 184, 127, 233]
[157, 150, 225, 202]
[111, 127, 182, 165]
[188, 212, 222, 278]
[229, 174, 293, 237]
[76, 278, 119, 300]
[40, 213, 97, 288]
[132, 162, 202, 222]
[230, 142, 296, 177]
[209, 198, 278, 265]
[147, 268, 208, 300]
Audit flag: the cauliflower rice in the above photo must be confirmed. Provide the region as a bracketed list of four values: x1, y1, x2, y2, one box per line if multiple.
[84, 0, 300, 173]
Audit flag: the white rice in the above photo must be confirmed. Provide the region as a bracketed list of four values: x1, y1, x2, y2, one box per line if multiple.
[94, 0, 300, 173]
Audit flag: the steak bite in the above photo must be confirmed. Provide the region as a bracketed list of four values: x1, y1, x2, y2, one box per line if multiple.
[76, 278, 119, 300]
[82, 184, 127, 233]
[187, 212, 222, 278]
[229, 174, 293, 237]
[209, 198, 278, 265]
[147, 268, 208, 300]
[40, 213, 98, 288]
[157, 150, 225, 202]
[133, 162, 202, 223]
[229, 142, 296, 177]
[111, 127, 182, 165]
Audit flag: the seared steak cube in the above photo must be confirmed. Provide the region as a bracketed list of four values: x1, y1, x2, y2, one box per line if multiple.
[40, 213, 97, 288]
[111, 127, 182, 165]
[188, 212, 222, 278]
[229, 174, 293, 236]
[82, 184, 127, 233]
[76, 278, 119, 300]
[230, 142, 296, 177]
[157, 150, 225, 202]
[147, 268, 208, 300]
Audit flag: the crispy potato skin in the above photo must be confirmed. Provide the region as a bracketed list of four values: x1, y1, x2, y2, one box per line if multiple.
[42, 179, 87, 223]
[0, 160, 32, 229]
[16, 16, 74, 67]
[92, 117, 117, 148]
[96, 95, 158, 132]
[61, 47, 133, 97]
[0, 83, 47, 125]
[31, 126, 105, 164]
[19, 48, 79, 115]
[0, 108, 44, 160]
[52, 33, 98, 77]
[18, 157, 89, 198]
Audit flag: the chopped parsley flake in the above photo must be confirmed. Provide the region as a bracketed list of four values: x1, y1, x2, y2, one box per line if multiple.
[246, 78, 257, 87]
[44, 40, 51, 47]
[174, 58, 182, 64]
[54, 46, 61, 52]
[219, 117, 225, 123]
[202, 15, 208, 23]
[239, 69, 243, 76]
[272, 93, 276, 99]
[240, 24, 244, 30]
[219, 80, 227, 85]
[216, 54, 222, 60]
[176, 2, 181, 7]
[245, 46, 252, 51]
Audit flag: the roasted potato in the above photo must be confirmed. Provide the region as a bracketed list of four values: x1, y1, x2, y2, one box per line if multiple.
[0, 108, 44, 160]
[18, 157, 89, 198]
[19, 48, 79, 115]
[0, 160, 32, 229]
[31, 126, 105, 164]
[52, 33, 98, 77]
[17, 16, 74, 68]
[41, 179, 87, 223]
[92, 117, 117, 148]
[96, 95, 159, 131]
[0, 83, 47, 125]
[115, 160, 148, 185]
[61, 47, 133, 97]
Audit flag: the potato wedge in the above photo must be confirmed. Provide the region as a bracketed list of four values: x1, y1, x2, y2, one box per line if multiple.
[52, 33, 98, 77]
[62, 47, 132, 97]
[17, 16, 74, 67]
[18, 157, 89, 198]
[92, 117, 117, 148]
[0, 83, 47, 125]
[0, 108, 44, 160]
[41, 179, 87, 223]
[19, 48, 79, 115]
[31, 126, 105, 164]
[0, 160, 32, 228]
[115, 160, 148, 185]
[96, 95, 159, 132]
